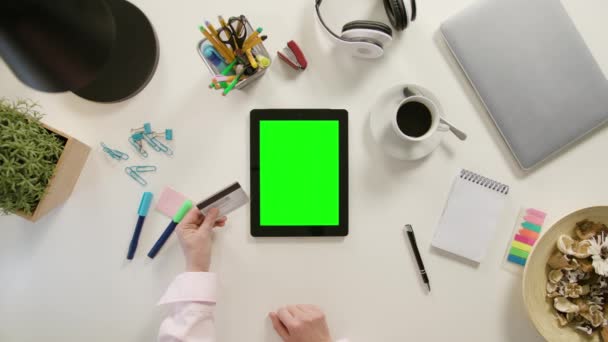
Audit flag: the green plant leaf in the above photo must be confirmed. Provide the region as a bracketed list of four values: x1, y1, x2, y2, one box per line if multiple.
[0, 99, 66, 215]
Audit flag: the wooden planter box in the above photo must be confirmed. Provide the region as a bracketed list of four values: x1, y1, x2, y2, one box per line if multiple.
[16, 123, 90, 222]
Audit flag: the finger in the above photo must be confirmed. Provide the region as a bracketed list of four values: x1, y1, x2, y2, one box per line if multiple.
[296, 304, 319, 314]
[287, 305, 305, 318]
[214, 216, 227, 227]
[200, 208, 220, 231]
[277, 307, 298, 329]
[269, 312, 289, 340]
[179, 208, 204, 227]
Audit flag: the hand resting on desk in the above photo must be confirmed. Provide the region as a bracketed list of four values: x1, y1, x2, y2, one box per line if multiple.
[269, 305, 333, 342]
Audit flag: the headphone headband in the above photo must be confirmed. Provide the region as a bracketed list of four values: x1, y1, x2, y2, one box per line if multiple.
[315, 0, 344, 41]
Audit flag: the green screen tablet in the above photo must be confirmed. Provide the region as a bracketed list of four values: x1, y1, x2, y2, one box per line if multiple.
[250, 109, 348, 236]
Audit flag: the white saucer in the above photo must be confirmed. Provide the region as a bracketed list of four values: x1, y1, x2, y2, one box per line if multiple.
[369, 84, 447, 160]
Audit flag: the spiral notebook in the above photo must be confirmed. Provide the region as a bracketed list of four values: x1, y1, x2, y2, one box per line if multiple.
[432, 169, 510, 263]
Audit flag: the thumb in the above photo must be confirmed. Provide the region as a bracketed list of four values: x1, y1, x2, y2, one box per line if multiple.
[200, 208, 220, 231]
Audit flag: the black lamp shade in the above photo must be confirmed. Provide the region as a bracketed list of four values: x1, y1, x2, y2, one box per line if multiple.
[0, 0, 159, 103]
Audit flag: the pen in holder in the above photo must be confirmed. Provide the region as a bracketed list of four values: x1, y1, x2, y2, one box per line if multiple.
[196, 15, 271, 93]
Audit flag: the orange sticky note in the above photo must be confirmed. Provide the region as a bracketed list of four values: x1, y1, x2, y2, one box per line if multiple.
[519, 229, 539, 240]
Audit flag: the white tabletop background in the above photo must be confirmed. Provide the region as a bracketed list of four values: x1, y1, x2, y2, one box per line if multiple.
[2, 0, 608, 341]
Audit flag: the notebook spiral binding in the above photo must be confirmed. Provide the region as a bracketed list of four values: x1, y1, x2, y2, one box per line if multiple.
[460, 169, 510, 194]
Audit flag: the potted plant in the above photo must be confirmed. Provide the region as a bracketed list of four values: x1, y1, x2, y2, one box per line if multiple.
[0, 99, 90, 222]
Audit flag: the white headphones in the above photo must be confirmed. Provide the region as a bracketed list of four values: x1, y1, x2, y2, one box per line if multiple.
[315, 0, 417, 58]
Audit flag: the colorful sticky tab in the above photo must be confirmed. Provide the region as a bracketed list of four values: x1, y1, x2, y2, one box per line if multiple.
[514, 234, 536, 245]
[509, 247, 529, 259]
[523, 215, 544, 226]
[506, 208, 547, 268]
[519, 229, 539, 240]
[512, 240, 533, 252]
[527, 208, 546, 219]
[508, 254, 527, 266]
[522, 222, 541, 233]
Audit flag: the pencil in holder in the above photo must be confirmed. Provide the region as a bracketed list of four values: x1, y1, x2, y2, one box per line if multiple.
[197, 16, 271, 92]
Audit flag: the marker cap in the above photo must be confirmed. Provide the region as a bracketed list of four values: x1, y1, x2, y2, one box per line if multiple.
[173, 200, 193, 223]
[138, 192, 154, 216]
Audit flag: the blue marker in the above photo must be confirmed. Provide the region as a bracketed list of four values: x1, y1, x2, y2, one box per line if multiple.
[148, 200, 193, 259]
[127, 192, 153, 260]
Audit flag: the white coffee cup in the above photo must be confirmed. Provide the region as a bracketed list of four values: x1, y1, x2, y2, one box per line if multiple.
[391, 94, 450, 142]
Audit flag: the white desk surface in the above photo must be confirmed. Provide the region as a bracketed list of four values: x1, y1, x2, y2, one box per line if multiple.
[2, 0, 608, 341]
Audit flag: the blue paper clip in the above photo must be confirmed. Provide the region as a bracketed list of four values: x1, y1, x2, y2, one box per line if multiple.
[128, 136, 148, 158]
[125, 167, 147, 186]
[101, 142, 129, 160]
[152, 129, 173, 141]
[131, 165, 157, 172]
[142, 133, 163, 152]
[132, 132, 144, 141]
[151, 137, 174, 156]
[131, 123, 152, 134]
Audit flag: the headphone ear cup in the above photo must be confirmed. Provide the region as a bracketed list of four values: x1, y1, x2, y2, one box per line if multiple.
[342, 20, 393, 37]
[339, 37, 385, 59]
[384, 0, 408, 31]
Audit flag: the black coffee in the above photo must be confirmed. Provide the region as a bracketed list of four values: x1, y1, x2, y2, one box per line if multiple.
[396, 101, 432, 138]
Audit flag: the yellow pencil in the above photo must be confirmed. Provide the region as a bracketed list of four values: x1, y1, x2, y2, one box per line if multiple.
[242, 27, 263, 49]
[206, 20, 237, 60]
[242, 36, 263, 51]
[198, 26, 234, 61]
[204, 20, 220, 39]
[245, 49, 258, 69]
[218, 16, 228, 30]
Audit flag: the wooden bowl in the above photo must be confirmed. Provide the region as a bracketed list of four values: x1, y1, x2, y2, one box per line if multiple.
[523, 206, 608, 342]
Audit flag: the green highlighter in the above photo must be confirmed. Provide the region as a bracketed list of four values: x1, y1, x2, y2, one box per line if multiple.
[147, 200, 193, 259]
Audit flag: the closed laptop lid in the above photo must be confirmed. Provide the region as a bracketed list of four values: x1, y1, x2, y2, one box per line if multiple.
[440, 0, 608, 170]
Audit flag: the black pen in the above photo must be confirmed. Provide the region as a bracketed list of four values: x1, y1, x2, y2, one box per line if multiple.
[404, 224, 431, 292]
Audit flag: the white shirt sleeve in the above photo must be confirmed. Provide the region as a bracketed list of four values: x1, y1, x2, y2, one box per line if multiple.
[158, 272, 217, 342]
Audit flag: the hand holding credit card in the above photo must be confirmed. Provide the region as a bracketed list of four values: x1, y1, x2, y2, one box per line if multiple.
[196, 182, 249, 219]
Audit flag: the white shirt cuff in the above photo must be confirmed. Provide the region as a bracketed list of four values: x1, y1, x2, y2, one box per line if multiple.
[158, 272, 217, 305]
[336, 339, 350, 342]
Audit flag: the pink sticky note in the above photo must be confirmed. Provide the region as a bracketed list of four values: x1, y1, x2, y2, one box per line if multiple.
[515, 234, 536, 246]
[524, 215, 544, 226]
[526, 208, 546, 220]
[155, 187, 189, 218]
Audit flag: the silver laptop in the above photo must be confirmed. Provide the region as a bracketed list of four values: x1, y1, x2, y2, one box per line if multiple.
[440, 0, 608, 170]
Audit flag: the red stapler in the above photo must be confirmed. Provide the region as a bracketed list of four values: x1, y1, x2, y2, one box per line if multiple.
[277, 40, 308, 71]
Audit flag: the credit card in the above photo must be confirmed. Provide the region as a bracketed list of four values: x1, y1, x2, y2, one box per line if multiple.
[196, 182, 249, 218]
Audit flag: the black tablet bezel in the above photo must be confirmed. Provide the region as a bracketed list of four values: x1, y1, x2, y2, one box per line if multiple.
[250, 109, 348, 237]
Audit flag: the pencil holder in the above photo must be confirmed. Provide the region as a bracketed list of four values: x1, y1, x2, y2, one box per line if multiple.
[196, 17, 271, 91]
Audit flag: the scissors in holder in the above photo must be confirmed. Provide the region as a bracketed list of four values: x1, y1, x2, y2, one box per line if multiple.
[218, 16, 248, 52]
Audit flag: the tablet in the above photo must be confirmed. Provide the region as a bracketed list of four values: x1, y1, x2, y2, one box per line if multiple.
[250, 109, 348, 236]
